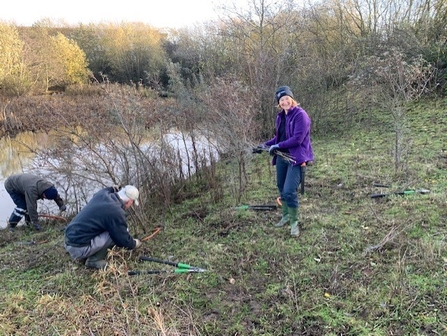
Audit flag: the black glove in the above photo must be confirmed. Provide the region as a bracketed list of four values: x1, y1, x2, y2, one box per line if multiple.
[112, 185, 122, 192]
[252, 144, 267, 154]
[55, 195, 64, 207]
[54, 196, 66, 211]
[32, 222, 42, 231]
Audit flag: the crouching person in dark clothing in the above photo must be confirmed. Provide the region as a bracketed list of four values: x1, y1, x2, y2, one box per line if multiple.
[64, 185, 142, 270]
[5, 173, 66, 231]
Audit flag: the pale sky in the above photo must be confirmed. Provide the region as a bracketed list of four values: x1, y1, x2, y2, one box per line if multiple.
[1, 0, 222, 28]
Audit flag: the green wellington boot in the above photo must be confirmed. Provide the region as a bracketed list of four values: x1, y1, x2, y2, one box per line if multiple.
[275, 204, 290, 227]
[85, 246, 109, 270]
[289, 206, 300, 237]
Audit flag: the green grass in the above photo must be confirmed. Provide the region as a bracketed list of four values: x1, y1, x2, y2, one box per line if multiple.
[1, 99, 447, 335]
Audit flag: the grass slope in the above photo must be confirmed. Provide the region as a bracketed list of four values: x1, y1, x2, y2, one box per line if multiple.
[1, 99, 447, 335]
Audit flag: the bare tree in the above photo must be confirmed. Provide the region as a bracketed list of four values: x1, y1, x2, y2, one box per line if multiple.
[348, 48, 433, 172]
[199, 77, 259, 203]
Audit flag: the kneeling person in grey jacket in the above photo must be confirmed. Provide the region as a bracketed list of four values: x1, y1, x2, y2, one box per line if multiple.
[64, 185, 142, 270]
[5, 173, 66, 231]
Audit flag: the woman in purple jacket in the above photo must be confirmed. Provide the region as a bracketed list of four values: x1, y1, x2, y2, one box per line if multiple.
[264, 86, 314, 237]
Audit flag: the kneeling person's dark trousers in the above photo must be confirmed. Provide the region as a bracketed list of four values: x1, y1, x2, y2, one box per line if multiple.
[6, 190, 28, 227]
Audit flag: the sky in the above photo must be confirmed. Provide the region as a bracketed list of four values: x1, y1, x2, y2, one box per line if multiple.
[1, 0, 221, 29]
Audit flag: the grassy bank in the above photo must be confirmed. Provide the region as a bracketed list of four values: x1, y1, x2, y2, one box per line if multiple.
[1, 99, 447, 335]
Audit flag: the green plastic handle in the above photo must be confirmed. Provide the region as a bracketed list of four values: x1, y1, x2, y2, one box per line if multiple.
[403, 190, 415, 195]
[174, 268, 192, 273]
[177, 262, 191, 269]
[235, 205, 249, 210]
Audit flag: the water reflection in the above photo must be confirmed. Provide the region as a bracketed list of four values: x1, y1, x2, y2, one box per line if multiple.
[0, 132, 56, 228]
[0, 130, 219, 229]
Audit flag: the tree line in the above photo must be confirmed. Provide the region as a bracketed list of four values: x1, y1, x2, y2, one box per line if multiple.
[1, 0, 445, 137]
[1, 0, 444, 225]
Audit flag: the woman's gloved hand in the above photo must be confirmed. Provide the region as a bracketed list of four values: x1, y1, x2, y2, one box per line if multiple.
[269, 144, 280, 155]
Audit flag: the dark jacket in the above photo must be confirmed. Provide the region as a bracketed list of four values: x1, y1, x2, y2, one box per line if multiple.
[64, 187, 136, 249]
[4, 173, 55, 224]
[265, 106, 314, 166]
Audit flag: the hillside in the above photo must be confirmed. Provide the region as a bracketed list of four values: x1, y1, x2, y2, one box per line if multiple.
[1, 99, 446, 335]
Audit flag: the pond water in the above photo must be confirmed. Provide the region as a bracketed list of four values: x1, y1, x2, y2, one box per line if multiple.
[0, 131, 219, 229]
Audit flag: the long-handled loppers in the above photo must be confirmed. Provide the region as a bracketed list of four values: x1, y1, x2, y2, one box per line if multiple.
[370, 183, 430, 198]
[371, 189, 430, 198]
[234, 204, 277, 211]
[128, 256, 207, 275]
[252, 146, 309, 194]
[252, 146, 296, 164]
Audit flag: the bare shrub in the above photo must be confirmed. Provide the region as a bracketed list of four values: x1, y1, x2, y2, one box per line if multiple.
[199, 77, 260, 204]
[25, 83, 221, 235]
[348, 48, 433, 173]
[6, 74, 258, 226]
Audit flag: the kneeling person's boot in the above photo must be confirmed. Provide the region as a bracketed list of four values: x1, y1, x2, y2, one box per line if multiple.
[8, 221, 18, 232]
[275, 204, 289, 227]
[289, 207, 300, 237]
[8, 210, 23, 231]
[85, 246, 109, 270]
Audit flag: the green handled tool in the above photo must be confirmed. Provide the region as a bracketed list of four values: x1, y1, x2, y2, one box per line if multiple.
[234, 204, 277, 211]
[371, 189, 430, 198]
[128, 256, 207, 276]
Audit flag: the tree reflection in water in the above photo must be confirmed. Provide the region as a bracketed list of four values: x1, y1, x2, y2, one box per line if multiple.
[0, 129, 219, 229]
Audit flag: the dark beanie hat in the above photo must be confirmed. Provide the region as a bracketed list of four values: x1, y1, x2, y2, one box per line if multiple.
[275, 86, 294, 103]
[44, 186, 58, 200]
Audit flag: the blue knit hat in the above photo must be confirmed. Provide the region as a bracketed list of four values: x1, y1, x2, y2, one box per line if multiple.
[43, 186, 58, 200]
[275, 86, 294, 103]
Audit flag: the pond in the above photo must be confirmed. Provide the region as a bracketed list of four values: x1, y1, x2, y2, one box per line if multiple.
[0, 130, 219, 229]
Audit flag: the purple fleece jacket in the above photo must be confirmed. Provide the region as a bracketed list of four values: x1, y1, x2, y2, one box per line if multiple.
[265, 106, 314, 166]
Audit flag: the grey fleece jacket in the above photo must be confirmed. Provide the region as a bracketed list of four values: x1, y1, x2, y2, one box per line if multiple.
[5, 173, 55, 225]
